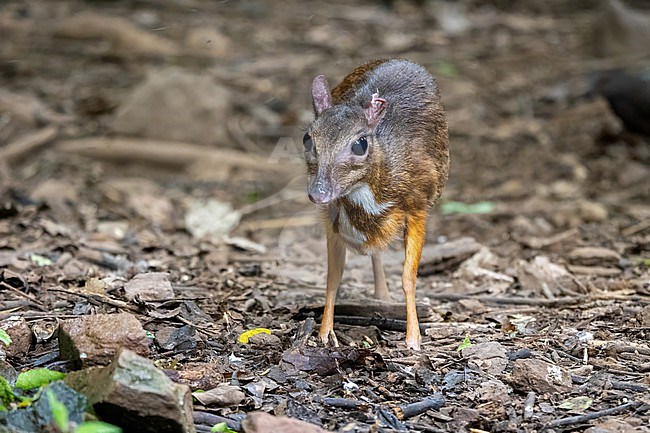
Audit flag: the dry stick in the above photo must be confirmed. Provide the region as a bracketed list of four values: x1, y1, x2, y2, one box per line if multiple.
[57, 137, 301, 175]
[0, 126, 59, 164]
[394, 394, 445, 420]
[0, 281, 47, 311]
[544, 401, 644, 429]
[426, 293, 585, 307]
[610, 380, 649, 393]
[322, 398, 368, 410]
[621, 219, 650, 237]
[46, 288, 140, 313]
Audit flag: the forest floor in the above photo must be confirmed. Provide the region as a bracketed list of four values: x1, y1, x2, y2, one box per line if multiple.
[0, 0, 648, 432]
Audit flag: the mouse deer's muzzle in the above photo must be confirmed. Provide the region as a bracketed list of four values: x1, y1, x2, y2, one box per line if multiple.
[308, 169, 340, 204]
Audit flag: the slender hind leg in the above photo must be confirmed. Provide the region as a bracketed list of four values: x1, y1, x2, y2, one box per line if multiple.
[402, 210, 427, 350]
[372, 253, 390, 301]
[319, 228, 346, 344]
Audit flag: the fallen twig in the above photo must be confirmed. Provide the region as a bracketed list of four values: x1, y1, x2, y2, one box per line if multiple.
[322, 397, 368, 410]
[610, 380, 649, 393]
[394, 394, 445, 420]
[57, 137, 300, 176]
[0, 126, 59, 165]
[426, 292, 586, 307]
[544, 401, 644, 429]
[621, 219, 650, 237]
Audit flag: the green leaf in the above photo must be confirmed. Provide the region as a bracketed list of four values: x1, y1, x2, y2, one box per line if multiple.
[456, 335, 473, 352]
[15, 368, 66, 390]
[47, 390, 69, 433]
[440, 201, 496, 216]
[30, 254, 53, 266]
[0, 375, 16, 407]
[434, 60, 458, 78]
[76, 421, 123, 433]
[245, 191, 261, 203]
[211, 422, 238, 433]
[0, 329, 11, 347]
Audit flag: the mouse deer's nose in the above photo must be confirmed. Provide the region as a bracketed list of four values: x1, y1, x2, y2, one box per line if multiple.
[308, 189, 333, 204]
[308, 175, 336, 204]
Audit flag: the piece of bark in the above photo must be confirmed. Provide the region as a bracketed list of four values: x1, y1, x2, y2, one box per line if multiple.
[418, 237, 483, 276]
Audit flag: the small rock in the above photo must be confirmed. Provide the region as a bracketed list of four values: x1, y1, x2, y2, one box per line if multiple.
[65, 348, 194, 433]
[192, 384, 246, 407]
[248, 332, 282, 347]
[461, 342, 508, 375]
[163, 362, 224, 391]
[568, 247, 621, 267]
[113, 68, 230, 145]
[509, 359, 572, 394]
[0, 358, 18, 383]
[242, 412, 332, 433]
[155, 325, 197, 351]
[476, 379, 511, 404]
[449, 407, 481, 430]
[124, 272, 174, 302]
[185, 199, 241, 240]
[585, 418, 640, 433]
[59, 313, 150, 368]
[618, 161, 650, 187]
[4, 381, 87, 432]
[578, 200, 609, 223]
[637, 305, 650, 326]
[0, 316, 32, 358]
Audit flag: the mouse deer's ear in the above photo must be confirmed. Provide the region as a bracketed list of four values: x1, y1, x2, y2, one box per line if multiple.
[312, 75, 332, 116]
[364, 92, 386, 128]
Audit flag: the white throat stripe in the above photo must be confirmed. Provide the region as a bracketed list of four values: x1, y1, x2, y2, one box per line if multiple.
[347, 183, 392, 215]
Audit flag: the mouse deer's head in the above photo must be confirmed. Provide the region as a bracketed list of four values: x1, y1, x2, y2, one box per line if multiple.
[303, 75, 387, 204]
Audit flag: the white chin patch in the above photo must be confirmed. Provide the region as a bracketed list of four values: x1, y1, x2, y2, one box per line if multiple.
[347, 182, 392, 215]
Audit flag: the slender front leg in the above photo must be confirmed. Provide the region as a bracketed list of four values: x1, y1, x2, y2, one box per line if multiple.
[319, 227, 346, 344]
[402, 210, 427, 350]
[371, 253, 390, 301]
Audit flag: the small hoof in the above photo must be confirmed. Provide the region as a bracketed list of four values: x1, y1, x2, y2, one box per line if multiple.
[319, 330, 339, 348]
[406, 336, 421, 351]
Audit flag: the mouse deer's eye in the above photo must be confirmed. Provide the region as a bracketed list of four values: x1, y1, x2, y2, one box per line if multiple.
[303, 132, 314, 152]
[351, 137, 368, 156]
